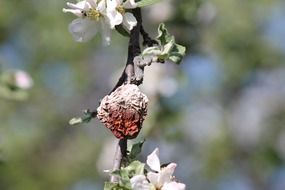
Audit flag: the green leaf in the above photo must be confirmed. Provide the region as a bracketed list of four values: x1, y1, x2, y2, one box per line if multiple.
[104, 182, 131, 190]
[69, 117, 83, 125]
[157, 23, 172, 46]
[119, 169, 131, 189]
[111, 170, 121, 176]
[68, 109, 94, 126]
[129, 140, 145, 160]
[156, 23, 187, 64]
[104, 182, 117, 190]
[161, 37, 175, 55]
[168, 43, 186, 64]
[140, 23, 186, 64]
[115, 25, 130, 37]
[124, 161, 145, 176]
[142, 46, 161, 56]
[136, 0, 161, 7]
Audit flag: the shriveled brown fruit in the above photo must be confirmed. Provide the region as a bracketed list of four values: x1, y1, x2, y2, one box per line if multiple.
[97, 84, 149, 139]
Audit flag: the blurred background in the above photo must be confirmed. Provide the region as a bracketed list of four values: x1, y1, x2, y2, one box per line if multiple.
[0, 0, 285, 189]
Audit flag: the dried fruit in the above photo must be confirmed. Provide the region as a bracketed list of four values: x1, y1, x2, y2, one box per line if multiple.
[97, 84, 148, 139]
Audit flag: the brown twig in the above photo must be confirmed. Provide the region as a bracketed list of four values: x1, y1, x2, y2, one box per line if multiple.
[110, 8, 142, 92]
[109, 8, 142, 183]
[110, 139, 127, 183]
[140, 26, 158, 47]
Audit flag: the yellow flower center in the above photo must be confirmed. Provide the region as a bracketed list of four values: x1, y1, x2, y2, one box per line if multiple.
[86, 8, 101, 21]
[117, 6, 125, 14]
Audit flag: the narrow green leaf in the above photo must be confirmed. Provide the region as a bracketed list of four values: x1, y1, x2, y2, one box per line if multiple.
[111, 170, 121, 176]
[136, 0, 161, 7]
[104, 182, 117, 190]
[168, 44, 186, 64]
[104, 182, 131, 190]
[129, 140, 145, 160]
[68, 109, 95, 126]
[142, 46, 161, 56]
[125, 161, 145, 176]
[115, 25, 130, 37]
[69, 117, 83, 125]
[157, 23, 172, 46]
[161, 37, 175, 55]
[156, 24, 186, 64]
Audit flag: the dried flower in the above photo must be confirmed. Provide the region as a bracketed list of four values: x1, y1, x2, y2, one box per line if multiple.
[97, 84, 148, 139]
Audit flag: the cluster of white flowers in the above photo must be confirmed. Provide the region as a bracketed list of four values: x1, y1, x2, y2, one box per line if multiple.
[131, 148, 186, 190]
[63, 0, 137, 45]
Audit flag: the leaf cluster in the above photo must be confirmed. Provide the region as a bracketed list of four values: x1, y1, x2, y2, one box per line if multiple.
[104, 141, 145, 190]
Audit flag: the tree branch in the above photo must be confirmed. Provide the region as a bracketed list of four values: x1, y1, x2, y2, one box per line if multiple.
[110, 139, 127, 183]
[110, 8, 142, 183]
[110, 8, 142, 92]
[140, 25, 158, 47]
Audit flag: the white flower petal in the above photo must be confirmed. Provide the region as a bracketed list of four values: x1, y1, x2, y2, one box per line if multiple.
[117, 0, 123, 5]
[66, 1, 88, 10]
[100, 20, 111, 46]
[159, 163, 177, 184]
[123, 12, 137, 31]
[107, 0, 119, 11]
[97, 0, 107, 12]
[123, 0, 137, 9]
[68, 18, 99, 42]
[130, 175, 151, 190]
[14, 71, 33, 89]
[106, 10, 123, 28]
[86, 0, 97, 8]
[147, 148, 161, 172]
[162, 182, 186, 190]
[147, 172, 160, 186]
[63, 8, 83, 17]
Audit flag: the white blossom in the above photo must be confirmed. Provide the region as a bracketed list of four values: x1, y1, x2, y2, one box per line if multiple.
[63, 0, 111, 45]
[130, 175, 152, 190]
[146, 148, 186, 190]
[14, 70, 33, 90]
[106, 0, 137, 31]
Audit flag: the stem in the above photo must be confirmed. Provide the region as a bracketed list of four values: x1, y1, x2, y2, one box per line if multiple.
[110, 139, 127, 183]
[140, 26, 158, 47]
[110, 8, 142, 183]
[87, 11, 156, 118]
[110, 8, 142, 92]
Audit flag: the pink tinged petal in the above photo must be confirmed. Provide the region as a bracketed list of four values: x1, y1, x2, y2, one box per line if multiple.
[162, 182, 186, 190]
[62, 8, 83, 17]
[86, 0, 97, 8]
[147, 172, 160, 187]
[147, 148, 161, 172]
[123, 0, 137, 9]
[130, 175, 151, 190]
[15, 71, 33, 89]
[97, 0, 106, 12]
[66, 1, 87, 10]
[159, 163, 177, 184]
[68, 18, 98, 42]
[107, 0, 119, 10]
[117, 0, 123, 5]
[100, 20, 111, 46]
[123, 12, 137, 31]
